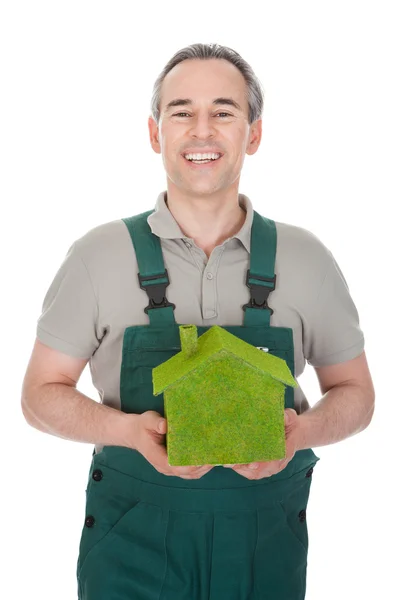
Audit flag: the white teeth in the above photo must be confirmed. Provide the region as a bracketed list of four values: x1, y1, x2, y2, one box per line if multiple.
[184, 152, 221, 161]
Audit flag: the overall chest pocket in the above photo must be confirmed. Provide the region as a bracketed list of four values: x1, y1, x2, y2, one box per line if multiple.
[123, 347, 181, 384]
[120, 324, 296, 414]
[120, 345, 182, 414]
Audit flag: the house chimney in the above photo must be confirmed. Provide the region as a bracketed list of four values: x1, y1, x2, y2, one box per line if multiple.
[179, 324, 198, 358]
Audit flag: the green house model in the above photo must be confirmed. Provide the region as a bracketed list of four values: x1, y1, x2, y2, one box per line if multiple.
[152, 325, 298, 467]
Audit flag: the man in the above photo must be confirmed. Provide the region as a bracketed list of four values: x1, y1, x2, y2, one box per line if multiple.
[21, 43, 374, 599]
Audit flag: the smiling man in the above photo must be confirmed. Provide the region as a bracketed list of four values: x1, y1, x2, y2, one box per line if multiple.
[22, 43, 374, 600]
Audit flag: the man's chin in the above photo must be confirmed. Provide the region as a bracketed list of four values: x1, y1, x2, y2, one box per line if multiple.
[180, 182, 222, 196]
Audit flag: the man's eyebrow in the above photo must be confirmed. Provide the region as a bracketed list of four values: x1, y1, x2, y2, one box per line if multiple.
[164, 97, 242, 112]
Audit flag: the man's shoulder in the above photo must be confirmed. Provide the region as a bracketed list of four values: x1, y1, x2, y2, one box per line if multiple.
[273, 219, 332, 272]
[275, 219, 325, 247]
[75, 210, 154, 250]
[71, 217, 142, 270]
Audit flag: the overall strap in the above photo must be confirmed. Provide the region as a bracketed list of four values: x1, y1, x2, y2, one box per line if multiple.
[243, 211, 277, 327]
[122, 212, 176, 327]
[122, 208, 277, 328]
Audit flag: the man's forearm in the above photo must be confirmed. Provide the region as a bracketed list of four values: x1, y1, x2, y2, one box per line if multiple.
[297, 382, 375, 450]
[22, 383, 135, 447]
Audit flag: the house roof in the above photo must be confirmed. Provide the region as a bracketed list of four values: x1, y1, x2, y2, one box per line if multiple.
[153, 325, 297, 396]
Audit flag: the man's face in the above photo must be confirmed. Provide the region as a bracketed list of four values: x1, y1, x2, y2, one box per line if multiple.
[148, 59, 262, 196]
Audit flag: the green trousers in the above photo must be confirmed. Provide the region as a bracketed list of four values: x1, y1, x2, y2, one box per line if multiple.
[76, 209, 320, 599]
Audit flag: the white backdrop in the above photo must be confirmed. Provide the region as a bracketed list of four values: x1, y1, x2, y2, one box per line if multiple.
[1, 1, 398, 598]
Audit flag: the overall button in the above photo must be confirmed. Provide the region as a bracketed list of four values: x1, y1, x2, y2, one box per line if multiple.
[306, 467, 314, 478]
[92, 469, 103, 481]
[85, 515, 95, 528]
[298, 509, 307, 523]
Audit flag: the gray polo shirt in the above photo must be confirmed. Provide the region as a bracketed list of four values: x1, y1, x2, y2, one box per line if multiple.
[36, 190, 365, 449]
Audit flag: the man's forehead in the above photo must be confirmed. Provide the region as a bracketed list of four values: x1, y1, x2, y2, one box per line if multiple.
[165, 57, 242, 80]
[161, 59, 247, 109]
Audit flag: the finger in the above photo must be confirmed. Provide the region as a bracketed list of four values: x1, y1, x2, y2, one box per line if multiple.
[231, 464, 255, 473]
[171, 464, 208, 476]
[233, 464, 277, 479]
[169, 463, 214, 479]
[170, 468, 211, 480]
[157, 418, 167, 434]
[150, 440, 176, 476]
[231, 467, 259, 479]
[187, 466, 214, 479]
[258, 459, 282, 470]
[284, 408, 297, 422]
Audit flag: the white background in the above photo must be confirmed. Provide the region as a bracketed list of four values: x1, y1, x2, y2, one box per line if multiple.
[1, 1, 399, 598]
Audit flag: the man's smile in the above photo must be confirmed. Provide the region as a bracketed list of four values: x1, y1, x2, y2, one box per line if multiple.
[181, 152, 224, 168]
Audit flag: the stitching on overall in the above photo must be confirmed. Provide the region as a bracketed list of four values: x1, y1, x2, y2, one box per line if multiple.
[158, 509, 171, 600]
[252, 508, 260, 600]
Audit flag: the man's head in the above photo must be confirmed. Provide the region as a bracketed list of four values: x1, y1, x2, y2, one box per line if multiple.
[148, 43, 264, 198]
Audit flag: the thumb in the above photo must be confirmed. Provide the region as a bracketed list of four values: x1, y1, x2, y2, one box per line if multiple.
[284, 408, 297, 426]
[157, 418, 166, 433]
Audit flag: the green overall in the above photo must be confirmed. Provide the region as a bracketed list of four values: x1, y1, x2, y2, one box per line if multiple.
[76, 210, 320, 600]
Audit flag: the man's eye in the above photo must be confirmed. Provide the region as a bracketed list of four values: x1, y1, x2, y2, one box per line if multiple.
[172, 112, 232, 118]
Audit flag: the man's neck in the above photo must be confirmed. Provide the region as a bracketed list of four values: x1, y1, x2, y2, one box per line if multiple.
[165, 187, 246, 258]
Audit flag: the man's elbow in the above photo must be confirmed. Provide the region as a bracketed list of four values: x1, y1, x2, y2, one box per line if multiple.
[359, 385, 375, 430]
[21, 389, 48, 432]
[21, 396, 37, 427]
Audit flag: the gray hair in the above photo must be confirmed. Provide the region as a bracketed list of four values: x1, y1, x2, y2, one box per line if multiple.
[150, 43, 264, 125]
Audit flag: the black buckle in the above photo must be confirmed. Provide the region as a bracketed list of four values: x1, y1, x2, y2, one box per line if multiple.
[138, 270, 176, 314]
[242, 269, 276, 312]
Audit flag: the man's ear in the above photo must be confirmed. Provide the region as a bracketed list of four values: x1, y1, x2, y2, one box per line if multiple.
[148, 116, 161, 154]
[246, 119, 262, 156]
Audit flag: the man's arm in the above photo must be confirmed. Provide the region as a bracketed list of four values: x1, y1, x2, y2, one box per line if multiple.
[297, 350, 375, 450]
[21, 338, 136, 447]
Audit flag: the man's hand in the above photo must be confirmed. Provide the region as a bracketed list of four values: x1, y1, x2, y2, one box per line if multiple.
[132, 410, 214, 479]
[223, 408, 302, 479]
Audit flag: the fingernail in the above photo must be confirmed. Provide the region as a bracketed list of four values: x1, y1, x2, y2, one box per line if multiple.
[249, 463, 258, 469]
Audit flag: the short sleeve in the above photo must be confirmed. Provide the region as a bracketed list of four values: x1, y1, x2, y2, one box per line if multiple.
[36, 241, 101, 359]
[304, 252, 365, 367]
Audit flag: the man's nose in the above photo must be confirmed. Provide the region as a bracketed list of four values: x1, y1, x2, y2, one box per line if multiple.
[190, 114, 217, 139]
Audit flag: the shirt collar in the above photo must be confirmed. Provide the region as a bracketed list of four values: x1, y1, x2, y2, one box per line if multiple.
[147, 190, 253, 253]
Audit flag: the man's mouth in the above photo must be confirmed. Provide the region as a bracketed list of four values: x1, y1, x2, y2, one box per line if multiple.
[182, 152, 223, 167]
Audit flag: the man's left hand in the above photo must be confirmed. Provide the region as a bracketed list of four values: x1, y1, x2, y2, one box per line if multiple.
[223, 408, 303, 479]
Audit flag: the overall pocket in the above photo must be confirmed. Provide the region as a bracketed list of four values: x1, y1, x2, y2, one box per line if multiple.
[277, 478, 312, 555]
[77, 483, 168, 599]
[120, 346, 181, 414]
[76, 476, 143, 580]
[253, 480, 312, 600]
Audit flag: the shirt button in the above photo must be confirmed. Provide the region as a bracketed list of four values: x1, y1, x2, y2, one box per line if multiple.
[205, 310, 216, 318]
[184, 241, 192, 248]
[92, 469, 103, 481]
[85, 515, 95, 528]
[206, 272, 213, 280]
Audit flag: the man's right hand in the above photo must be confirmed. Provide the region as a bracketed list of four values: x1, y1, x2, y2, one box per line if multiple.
[128, 410, 214, 480]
